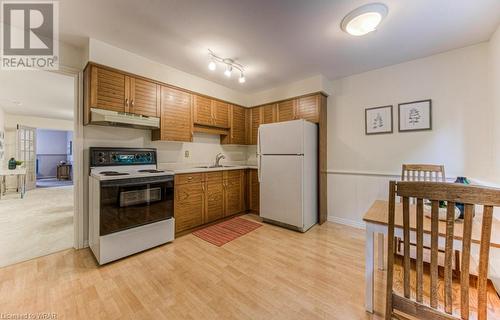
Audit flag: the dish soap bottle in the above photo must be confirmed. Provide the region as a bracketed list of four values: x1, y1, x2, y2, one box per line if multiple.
[8, 157, 16, 170]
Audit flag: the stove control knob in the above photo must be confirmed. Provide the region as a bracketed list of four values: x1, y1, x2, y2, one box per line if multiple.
[97, 152, 105, 157]
[98, 158, 105, 163]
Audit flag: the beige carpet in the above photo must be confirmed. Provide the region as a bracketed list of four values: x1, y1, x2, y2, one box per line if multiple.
[0, 186, 74, 267]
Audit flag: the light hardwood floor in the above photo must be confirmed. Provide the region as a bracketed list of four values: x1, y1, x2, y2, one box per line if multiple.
[0, 215, 388, 319]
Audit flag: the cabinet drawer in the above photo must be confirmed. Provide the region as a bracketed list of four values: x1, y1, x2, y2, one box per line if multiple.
[175, 173, 205, 185]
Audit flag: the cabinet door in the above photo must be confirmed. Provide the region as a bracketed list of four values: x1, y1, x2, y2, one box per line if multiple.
[205, 172, 224, 223]
[129, 77, 160, 117]
[262, 104, 276, 124]
[249, 169, 260, 213]
[223, 105, 247, 145]
[193, 95, 213, 126]
[225, 170, 244, 216]
[296, 95, 320, 123]
[174, 182, 204, 233]
[90, 66, 127, 113]
[250, 107, 262, 145]
[213, 100, 230, 128]
[277, 99, 296, 122]
[157, 86, 192, 142]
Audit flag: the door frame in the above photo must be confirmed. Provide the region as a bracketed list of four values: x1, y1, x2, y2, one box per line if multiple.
[49, 66, 85, 249]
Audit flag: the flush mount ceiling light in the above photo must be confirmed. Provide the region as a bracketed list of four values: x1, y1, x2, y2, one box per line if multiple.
[208, 49, 246, 84]
[341, 3, 388, 36]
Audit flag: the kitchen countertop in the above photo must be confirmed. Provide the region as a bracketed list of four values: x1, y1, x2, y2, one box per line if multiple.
[157, 163, 258, 174]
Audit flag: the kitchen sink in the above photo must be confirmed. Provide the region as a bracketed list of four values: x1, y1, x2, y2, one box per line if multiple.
[194, 165, 236, 169]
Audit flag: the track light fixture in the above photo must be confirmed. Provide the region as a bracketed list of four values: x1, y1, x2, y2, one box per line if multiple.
[208, 49, 246, 84]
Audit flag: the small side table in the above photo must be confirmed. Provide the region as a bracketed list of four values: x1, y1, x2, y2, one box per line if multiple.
[0, 167, 27, 199]
[57, 164, 72, 180]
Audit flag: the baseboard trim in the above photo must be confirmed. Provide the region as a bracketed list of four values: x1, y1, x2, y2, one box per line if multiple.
[327, 215, 365, 230]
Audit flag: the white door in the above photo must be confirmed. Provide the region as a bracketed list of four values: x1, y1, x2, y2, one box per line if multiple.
[258, 120, 304, 155]
[260, 155, 303, 228]
[17, 125, 36, 190]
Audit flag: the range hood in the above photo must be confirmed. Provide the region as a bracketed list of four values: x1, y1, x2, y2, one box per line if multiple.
[89, 108, 160, 129]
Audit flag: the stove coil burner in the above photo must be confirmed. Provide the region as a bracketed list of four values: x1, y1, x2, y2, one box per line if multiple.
[138, 169, 165, 173]
[100, 171, 130, 176]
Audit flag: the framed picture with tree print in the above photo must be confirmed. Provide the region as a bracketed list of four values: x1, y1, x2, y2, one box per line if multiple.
[365, 105, 393, 135]
[398, 99, 432, 132]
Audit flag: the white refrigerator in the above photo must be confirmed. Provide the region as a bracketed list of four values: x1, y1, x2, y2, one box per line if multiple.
[257, 119, 318, 232]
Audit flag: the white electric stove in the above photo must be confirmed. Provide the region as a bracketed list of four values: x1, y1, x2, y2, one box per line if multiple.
[88, 147, 175, 265]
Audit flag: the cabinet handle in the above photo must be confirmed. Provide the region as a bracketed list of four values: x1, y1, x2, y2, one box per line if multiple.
[131, 99, 135, 107]
[125, 98, 129, 107]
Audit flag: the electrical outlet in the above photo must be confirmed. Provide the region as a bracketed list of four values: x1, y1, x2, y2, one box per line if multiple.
[184, 150, 190, 158]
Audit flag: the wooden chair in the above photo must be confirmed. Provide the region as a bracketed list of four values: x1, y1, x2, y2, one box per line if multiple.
[401, 164, 446, 182]
[385, 181, 500, 320]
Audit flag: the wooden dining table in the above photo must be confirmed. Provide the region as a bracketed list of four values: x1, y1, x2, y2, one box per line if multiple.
[362, 200, 500, 313]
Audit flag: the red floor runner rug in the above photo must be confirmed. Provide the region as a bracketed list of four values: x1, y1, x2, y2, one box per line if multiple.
[192, 217, 262, 247]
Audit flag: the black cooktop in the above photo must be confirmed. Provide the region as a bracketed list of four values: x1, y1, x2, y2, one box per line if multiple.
[138, 169, 165, 173]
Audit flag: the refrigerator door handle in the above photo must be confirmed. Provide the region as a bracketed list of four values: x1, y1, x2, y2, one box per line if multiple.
[257, 127, 262, 182]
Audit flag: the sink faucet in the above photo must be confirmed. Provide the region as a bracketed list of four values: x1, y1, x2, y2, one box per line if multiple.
[215, 153, 226, 167]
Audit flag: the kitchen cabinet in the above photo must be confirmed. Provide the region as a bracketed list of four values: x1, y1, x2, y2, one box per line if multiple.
[205, 172, 225, 223]
[249, 107, 262, 145]
[213, 100, 230, 128]
[277, 99, 296, 122]
[84, 64, 160, 121]
[129, 77, 160, 117]
[224, 170, 245, 216]
[193, 95, 213, 126]
[152, 86, 193, 142]
[193, 95, 230, 128]
[174, 180, 205, 233]
[296, 94, 320, 123]
[248, 169, 259, 213]
[262, 104, 277, 124]
[221, 105, 247, 145]
[174, 170, 246, 234]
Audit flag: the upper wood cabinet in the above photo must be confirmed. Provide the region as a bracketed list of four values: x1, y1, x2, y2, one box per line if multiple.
[213, 100, 230, 128]
[249, 107, 262, 145]
[296, 94, 320, 123]
[193, 95, 230, 129]
[129, 77, 160, 117]
[262, 104, 277, 124]
[277, 99, 296, 122]
[85, 65, 127, 115]
[193, 95, 213, 126]
[221, 105, 247, 145]
[84, 64, 160, 120]
[152, 86, 192, 142]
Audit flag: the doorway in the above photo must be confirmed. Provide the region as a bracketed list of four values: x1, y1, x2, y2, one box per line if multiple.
[35, 128, 73, 188]
[0, 70, 76, 267]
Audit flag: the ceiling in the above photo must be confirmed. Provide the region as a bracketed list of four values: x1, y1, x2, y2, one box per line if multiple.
[0, 71, 74, 120]
[58, 0, 499, 92]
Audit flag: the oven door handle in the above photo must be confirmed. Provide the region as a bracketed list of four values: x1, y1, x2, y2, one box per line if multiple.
[100, 177, 173, 188]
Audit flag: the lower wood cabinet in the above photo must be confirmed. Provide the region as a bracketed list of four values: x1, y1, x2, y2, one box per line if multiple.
[205, 172, 224, 223]
[248, 169, 260, 214]
[174, 180, 205, 233]
[174, 170, 246, 234]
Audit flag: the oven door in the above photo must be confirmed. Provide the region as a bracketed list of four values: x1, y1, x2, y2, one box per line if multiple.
[99, 175, 174, 236]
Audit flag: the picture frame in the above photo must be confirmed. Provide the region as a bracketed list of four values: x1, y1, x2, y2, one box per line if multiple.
[398, 99, 432, 132]
[365, 105, 393, 135]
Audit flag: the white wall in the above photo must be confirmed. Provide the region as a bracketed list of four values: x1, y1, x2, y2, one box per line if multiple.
[36, 129, 70, 178]
[490, 25, 500, 182]
[327, 42, 496, 227]
[0, 106, 5, 165]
